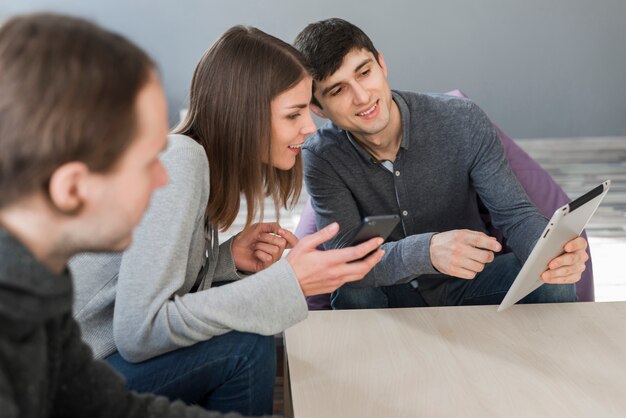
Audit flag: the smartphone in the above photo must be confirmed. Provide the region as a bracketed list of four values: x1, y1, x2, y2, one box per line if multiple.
[347, 215, 400, 260]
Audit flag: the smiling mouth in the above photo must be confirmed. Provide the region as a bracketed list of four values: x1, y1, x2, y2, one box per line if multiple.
[288, 143, 304, 149]
[356, 100, 378, 116]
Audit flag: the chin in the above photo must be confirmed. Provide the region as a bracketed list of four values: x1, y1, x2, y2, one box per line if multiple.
[274, 160, 296, 171]
[110, 235, 133, 252]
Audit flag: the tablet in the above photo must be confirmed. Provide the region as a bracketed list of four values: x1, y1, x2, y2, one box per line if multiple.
[498, 180, 611, 312]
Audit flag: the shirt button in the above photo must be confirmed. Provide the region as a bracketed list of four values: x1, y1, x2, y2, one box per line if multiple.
[395, 170, 400, 176]
[402, 210, 408, 216]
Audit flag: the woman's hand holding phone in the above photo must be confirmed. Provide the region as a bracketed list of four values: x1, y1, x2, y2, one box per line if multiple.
[285, 222, 384, 296]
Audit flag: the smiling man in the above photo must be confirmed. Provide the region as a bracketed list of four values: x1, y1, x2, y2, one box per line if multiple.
[294, 18, 588, 309]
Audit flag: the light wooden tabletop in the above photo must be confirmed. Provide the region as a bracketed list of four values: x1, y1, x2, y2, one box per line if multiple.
[284, 302, 626, 418]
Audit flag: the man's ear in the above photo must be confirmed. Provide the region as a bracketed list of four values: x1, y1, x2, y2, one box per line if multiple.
[310, 102, 327, 119]
[377, 52, 388, 78]
[47, 162, 90, 215]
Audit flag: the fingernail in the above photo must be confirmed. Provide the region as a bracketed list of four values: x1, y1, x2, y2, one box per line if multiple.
[328, 222, 339, 232]
[377, 238, 384, 246]
[279, 229, 285, 235]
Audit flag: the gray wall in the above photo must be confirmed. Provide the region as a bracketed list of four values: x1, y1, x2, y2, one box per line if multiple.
[2, 0, 625, 139]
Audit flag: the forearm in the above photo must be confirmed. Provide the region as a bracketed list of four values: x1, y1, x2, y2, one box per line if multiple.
[116, 260, 307, 362]
[345, 233, 439, 288]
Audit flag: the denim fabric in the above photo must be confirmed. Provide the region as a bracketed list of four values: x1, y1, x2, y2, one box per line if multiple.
[105, 331, 276, 416]
[331, 282, 426, 309]
[331, 253, 576, 309]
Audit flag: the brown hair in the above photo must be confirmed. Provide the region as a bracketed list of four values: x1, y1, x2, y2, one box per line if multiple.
[0, 13, 154, 209]
[294, 18, 380, 109]
[174, 26, 307, 231]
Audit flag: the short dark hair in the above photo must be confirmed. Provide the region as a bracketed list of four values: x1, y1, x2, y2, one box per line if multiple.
[0, 13, 154, 209]
[174, 26, 307, 231]
[294, 18, 379, 107]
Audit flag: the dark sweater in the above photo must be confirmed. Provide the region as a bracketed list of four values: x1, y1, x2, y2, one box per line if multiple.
[303, 90, 548, 305]
[0, 227, 239, 418]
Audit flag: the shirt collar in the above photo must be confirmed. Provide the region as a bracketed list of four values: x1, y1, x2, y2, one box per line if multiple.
[393, 90, 412, 152]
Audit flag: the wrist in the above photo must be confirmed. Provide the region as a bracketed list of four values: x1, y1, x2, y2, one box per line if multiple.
[230, 234, 244, 270]
[428, 233, 441, 273]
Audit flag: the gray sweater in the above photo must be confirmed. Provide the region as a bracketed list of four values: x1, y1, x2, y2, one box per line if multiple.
[303, 91, 547, 305]
[70, 134, 308, 362]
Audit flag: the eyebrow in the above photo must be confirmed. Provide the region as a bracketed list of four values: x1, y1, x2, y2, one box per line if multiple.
[320, 58, 374, 97]
[284, 103, 308, 110]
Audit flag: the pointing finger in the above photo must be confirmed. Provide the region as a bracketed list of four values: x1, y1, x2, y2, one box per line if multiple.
[298, 222, 340, 250]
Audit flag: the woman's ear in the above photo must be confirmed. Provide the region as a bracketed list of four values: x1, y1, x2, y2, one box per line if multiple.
[47, 162, 90, 215]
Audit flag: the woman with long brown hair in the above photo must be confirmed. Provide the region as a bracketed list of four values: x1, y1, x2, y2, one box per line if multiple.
[71, 26, 383, 416]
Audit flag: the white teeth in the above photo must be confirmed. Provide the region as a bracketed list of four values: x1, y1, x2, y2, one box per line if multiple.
[357, 102, 377, 116]
[288, 144, 303, 149]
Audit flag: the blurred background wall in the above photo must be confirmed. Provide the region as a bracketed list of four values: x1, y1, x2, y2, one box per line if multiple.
[2, 0, 625, 138]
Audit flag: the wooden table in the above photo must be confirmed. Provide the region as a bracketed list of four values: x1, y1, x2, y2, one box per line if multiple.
[283, 302, 626, 417]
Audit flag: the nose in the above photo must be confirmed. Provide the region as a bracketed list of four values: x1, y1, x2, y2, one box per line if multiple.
[153, 160, 169, 189]
[301, 111, 316, 136]
[352, 82, 371, 106]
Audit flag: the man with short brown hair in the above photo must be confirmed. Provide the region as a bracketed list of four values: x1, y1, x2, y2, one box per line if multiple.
[295, 18, 588, 309]
[0, 13, 242, 418]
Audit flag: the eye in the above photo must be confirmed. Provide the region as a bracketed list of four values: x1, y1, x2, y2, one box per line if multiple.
[287, 113, 301, 120]
[330, 87, 343, 97]
[360, 68, 371, 78]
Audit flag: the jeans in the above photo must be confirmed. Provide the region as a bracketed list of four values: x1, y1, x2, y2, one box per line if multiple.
[331, 253, 576, 309]
[105, 331, 276, 416]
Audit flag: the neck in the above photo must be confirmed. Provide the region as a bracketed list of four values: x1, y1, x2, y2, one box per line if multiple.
[0, 198, 70, 274]
[352, 99, 402, 162]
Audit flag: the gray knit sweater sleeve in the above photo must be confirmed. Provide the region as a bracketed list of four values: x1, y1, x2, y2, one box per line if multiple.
[72, 135, 308, 362]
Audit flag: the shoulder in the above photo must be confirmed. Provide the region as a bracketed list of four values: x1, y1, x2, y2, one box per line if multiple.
[162, 134, 209, 171]
[396, 90, 491, 140]
[303, 121, 348, 156]
[395, 89, 479, 118]
[160, 134, 210, 187]
[152, 134, 210, 201]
